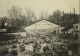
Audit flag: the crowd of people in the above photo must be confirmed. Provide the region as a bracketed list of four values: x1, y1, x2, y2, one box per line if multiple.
[0, 33, 79, 56]
[25, 35, 68, 56]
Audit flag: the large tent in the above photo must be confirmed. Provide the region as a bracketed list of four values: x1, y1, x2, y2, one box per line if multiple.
[25, 20, 64, 36]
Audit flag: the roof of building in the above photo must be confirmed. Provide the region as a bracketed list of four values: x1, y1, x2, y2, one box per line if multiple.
[25, 20, 62, 30]
[25, 20, 64, 35]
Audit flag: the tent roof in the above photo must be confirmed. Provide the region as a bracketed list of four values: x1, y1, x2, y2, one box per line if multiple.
[25, 20, 62, 30]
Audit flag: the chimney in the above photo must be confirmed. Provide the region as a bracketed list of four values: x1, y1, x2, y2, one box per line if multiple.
[79, 0, 80, 23]
[73, 8, 75, 15]
[63, 11, 64, 15]
[70, 12, 71, 19]
[73, 8, 75, 23]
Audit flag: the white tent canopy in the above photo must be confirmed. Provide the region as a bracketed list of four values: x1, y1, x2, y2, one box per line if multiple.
[25, 20, 63, 35]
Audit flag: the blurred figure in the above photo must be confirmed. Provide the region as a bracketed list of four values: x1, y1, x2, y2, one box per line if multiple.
[33, 40, 41, 56]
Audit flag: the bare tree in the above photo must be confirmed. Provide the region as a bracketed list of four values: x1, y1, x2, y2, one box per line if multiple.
[39, 10, 49, 20]
[25, 7, 37, 23]
[7, 6, 23, 19]
[52, 10, 62, 24]
[48, 10, 62, 24]
[7, 6, 36, 26]
[7, 6, 24, 26]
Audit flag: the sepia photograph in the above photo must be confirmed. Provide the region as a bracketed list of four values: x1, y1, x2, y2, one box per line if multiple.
[0, 0, 79, 56]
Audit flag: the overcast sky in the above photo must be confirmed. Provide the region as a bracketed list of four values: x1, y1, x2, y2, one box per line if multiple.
[0, 0, 79, 17]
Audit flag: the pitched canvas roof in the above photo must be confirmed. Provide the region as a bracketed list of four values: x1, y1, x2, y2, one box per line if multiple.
[24, 20, 64, 35]
[25, 20, 61, 30]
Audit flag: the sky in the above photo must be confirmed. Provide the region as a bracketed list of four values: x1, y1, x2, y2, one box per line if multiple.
[0, 0, 79, 18]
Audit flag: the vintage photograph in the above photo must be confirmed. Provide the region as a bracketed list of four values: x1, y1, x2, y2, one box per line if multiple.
[0, 0, 79, 56]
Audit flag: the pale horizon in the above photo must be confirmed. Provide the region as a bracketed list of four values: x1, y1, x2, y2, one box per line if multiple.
[0, 0, 79, 18]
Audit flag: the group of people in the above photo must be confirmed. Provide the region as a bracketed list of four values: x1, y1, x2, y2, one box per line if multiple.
[32, 39, 57, 56]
